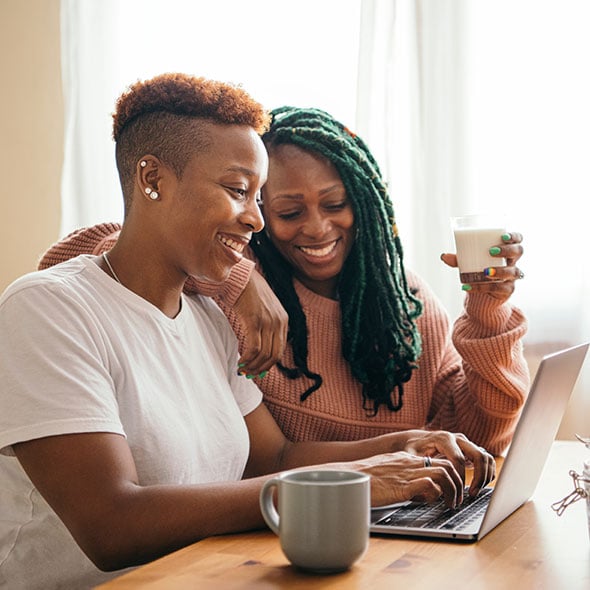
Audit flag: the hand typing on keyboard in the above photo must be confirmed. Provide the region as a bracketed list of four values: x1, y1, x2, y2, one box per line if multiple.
[325, 430, 495, 510]
[401, 430, 496, 498]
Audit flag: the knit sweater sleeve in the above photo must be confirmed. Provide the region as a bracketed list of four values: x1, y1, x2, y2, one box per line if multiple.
[37, 222, 123, 269]
[416, 273, 530, 456]
[184, 259, 254, 306]
[184, 249, 255, 307]
[36, 222, 253, 306]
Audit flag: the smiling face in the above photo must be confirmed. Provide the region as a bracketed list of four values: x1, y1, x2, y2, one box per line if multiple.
[262, 144, 355, 298]
[157, 122, 268, 284]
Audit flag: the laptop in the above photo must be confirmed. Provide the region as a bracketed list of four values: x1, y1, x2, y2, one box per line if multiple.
[370, 341, 589, 542]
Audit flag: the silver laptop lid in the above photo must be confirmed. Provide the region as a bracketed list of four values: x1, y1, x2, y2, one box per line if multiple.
[478, 342, 589, 538]
[370, 342, 589, 541]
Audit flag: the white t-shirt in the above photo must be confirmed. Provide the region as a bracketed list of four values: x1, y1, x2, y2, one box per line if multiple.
[0, 256, 262, 589]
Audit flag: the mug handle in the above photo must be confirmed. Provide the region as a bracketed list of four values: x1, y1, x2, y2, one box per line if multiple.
[259, 478, 280, 535]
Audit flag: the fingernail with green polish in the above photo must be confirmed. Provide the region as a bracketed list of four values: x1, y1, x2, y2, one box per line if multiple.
[462, 284, 472, 291]
[238, 362, 246, 368]
[501, 233, 511, 241]
[258, 371, 268, 379]
[489, 246, 502, 255]
[246, 374, 254, 379]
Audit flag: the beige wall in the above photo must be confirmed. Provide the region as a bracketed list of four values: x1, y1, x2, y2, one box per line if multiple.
[0, 0, 62, 291]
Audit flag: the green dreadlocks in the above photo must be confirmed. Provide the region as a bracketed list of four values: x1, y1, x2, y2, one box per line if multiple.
[251, 106, 423, 415]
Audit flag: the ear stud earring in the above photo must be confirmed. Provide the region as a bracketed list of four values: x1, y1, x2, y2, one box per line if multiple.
[144, 187, 159, 200]
[140, 160, 147, 168]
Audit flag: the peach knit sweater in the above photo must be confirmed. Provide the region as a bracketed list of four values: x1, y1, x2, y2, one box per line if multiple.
[39, 223, 529, 456]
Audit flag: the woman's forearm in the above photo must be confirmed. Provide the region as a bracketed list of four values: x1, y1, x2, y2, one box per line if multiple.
[81, 479, 266, 571]
[277, 430, 423, 469]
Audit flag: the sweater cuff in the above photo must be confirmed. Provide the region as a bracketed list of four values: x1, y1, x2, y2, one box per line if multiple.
[460, 293, 514, 335]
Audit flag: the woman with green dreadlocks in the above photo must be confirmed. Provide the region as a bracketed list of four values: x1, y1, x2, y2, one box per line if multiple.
[38, 106, 528, 457]
[248, 106, 528, 457]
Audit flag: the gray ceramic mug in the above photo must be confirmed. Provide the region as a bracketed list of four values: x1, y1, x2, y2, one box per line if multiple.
[259, 469, 370, 573]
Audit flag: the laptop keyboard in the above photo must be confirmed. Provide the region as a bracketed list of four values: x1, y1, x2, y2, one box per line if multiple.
[373, 486, 493, 531]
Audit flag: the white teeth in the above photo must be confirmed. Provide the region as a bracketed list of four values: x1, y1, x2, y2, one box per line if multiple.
[299, 242, 337, 257]
[218, 236, 245, 253]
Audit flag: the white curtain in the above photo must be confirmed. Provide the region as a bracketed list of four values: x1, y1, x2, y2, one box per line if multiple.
[60, 0, 590, 435]
[59, 0, 363, 233]
[356, 0, 590, 437]
[356, 0, 471, 320]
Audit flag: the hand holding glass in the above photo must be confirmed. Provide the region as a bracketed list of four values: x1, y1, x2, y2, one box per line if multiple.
[451, 214, 507, 284]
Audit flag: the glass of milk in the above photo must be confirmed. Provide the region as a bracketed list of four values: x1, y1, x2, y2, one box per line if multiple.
[451, 214, 507, 284]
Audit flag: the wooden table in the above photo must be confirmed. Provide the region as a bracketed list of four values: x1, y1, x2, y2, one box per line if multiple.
[97, 441, 590, 589]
